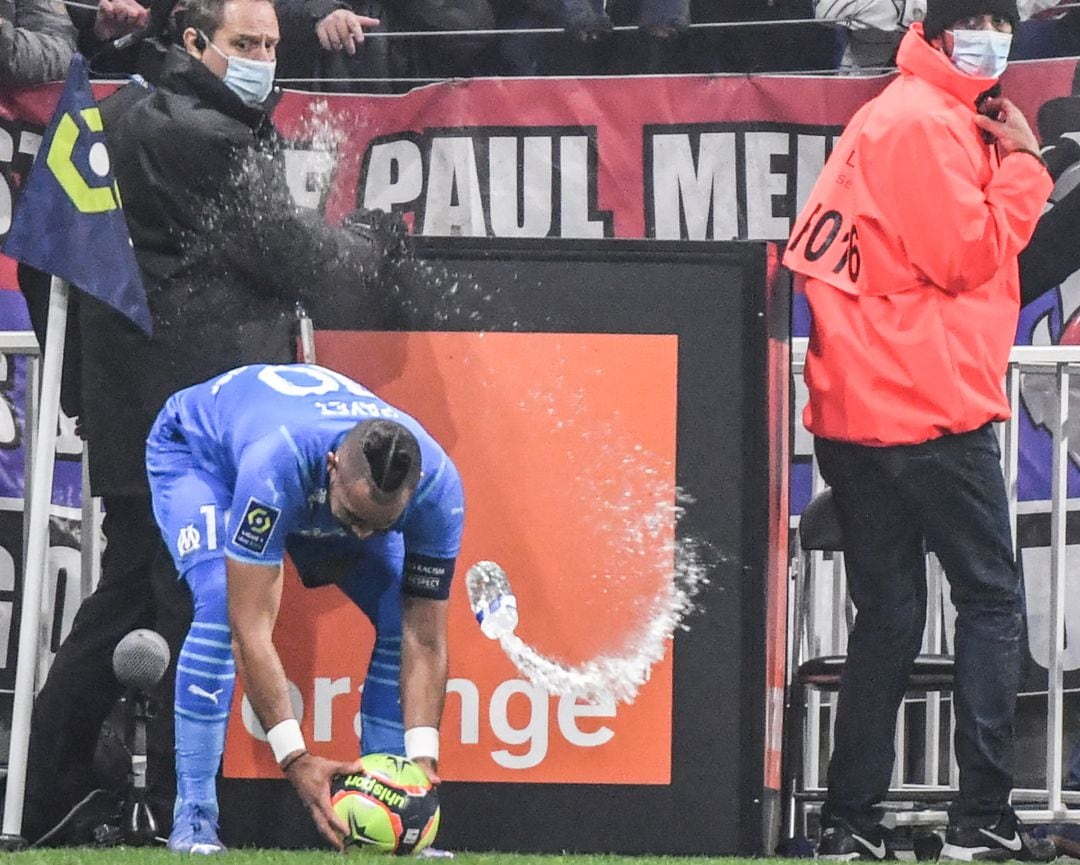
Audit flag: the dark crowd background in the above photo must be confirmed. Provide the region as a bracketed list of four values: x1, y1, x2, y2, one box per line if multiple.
[11, 0, 1080, 92]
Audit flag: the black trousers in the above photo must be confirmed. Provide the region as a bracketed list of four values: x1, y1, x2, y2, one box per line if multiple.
[23, 494, 192, 843]
[815, 424, 1022, 829]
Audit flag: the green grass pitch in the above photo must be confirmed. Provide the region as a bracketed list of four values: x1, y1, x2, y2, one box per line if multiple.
[3, 852, 782, 865]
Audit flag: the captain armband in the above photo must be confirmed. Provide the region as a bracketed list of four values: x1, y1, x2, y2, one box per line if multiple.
[402, 554, 455, 600]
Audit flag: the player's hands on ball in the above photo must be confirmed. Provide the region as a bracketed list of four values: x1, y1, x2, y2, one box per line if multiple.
[285, 752, 363, 850]
[413, 756, 442, 786]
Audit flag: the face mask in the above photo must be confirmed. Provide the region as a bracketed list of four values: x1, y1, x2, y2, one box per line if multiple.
[203, 34, 276, 105]
[949, 29, 1012, 79]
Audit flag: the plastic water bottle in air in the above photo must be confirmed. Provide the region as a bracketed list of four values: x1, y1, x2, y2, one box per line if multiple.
[466, 561, 518, 640]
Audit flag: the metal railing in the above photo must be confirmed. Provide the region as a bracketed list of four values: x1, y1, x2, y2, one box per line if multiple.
[0, 332, 101, 698]
[0, 332, 39, 711]
[74, 0, 1071, 85]
[791, 337, 1080, 825]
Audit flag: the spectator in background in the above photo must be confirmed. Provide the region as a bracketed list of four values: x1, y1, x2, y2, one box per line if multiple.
[0, 0, 75, 84]
[606, 0, 689, 74]
[495, 0, 837, 76]
[381, 0, 494, 82]
[492, 0, 612, 76]
[686, 0, 836, 74]
[275, 0, 493, 93]
[274, 0, 386, 91]
[1011, 0, 1080, 59]
[90, 0, 148, 39]
[814, 0, 927, 71]
[784, 0, 1058, 859]
[1018, 92, 1080, 298]
[817, 0, 1080, 71]
[20, 0, 407, 847]
[65, 0, 150, 75]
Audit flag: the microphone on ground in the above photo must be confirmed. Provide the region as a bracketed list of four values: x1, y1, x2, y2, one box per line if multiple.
[112, 628, 171, 846]
[112, 628, 170, 692]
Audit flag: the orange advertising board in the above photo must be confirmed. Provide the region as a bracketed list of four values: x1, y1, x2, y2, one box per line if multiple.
[222, 330, 679, 784]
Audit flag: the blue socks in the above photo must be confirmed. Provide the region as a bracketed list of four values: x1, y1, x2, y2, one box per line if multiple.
[175, 559, 235, 812]
[360, 632, 405, 755]
[173, 547, 410, 816]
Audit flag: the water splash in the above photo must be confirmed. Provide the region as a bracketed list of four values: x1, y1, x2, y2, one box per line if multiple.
[489, 489, 717, 705]
[387, 259, 519, 331]
[293, 99, 348, 158]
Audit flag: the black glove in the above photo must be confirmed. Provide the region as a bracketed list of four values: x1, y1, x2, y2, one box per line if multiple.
[341, 207, 413, 263]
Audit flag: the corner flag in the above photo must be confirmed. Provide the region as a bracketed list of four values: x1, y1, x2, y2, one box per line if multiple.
[3, 54, 151, 334]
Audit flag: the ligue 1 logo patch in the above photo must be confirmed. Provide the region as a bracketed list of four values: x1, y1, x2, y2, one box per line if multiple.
[233, 498, 280, 555]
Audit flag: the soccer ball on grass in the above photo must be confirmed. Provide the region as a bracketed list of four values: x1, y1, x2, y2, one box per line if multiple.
[331, 753, 441, 854]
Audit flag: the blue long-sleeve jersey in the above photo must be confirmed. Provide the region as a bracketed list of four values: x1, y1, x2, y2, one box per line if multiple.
[154, 363, 464, 588]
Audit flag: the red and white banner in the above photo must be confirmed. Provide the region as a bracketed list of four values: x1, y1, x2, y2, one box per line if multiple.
[2, 60, 1074, 256]
[268, 63, 1077, 242]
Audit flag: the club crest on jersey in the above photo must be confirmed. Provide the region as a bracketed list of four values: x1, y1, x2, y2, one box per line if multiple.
[177, 523, 201, 557]
[233, 498, 280, 554]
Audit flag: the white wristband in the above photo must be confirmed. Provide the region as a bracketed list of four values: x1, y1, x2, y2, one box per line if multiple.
[267, 719, 306, 764]
[404, 726, 439, 761]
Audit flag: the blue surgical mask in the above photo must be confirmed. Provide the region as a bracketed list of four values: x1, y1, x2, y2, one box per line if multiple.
[949, 29, 1012, 79]
[203, 34, 276, 105]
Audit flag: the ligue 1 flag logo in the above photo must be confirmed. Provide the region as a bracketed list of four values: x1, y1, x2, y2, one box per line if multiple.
[2, 53, 151, 335]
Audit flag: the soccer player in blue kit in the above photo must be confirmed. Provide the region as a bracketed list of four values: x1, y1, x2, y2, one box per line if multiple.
[145, 363, 464, 853]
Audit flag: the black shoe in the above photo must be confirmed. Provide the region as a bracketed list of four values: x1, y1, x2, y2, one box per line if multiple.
[818, 817, 897, 861]
[941, 809, 1057, 861]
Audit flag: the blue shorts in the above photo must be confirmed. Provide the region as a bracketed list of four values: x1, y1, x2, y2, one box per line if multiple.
[288, 532, 405, 625]
[147, 415, 233, 577]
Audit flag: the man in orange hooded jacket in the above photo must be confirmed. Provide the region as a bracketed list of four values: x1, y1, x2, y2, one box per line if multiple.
[784, 0, 1055, 859]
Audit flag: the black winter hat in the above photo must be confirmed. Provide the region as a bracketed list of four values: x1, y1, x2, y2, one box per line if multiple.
[922, 0, 1019, 39]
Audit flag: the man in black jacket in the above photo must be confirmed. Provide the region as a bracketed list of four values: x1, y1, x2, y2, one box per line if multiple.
[21, 0, 392, 846]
